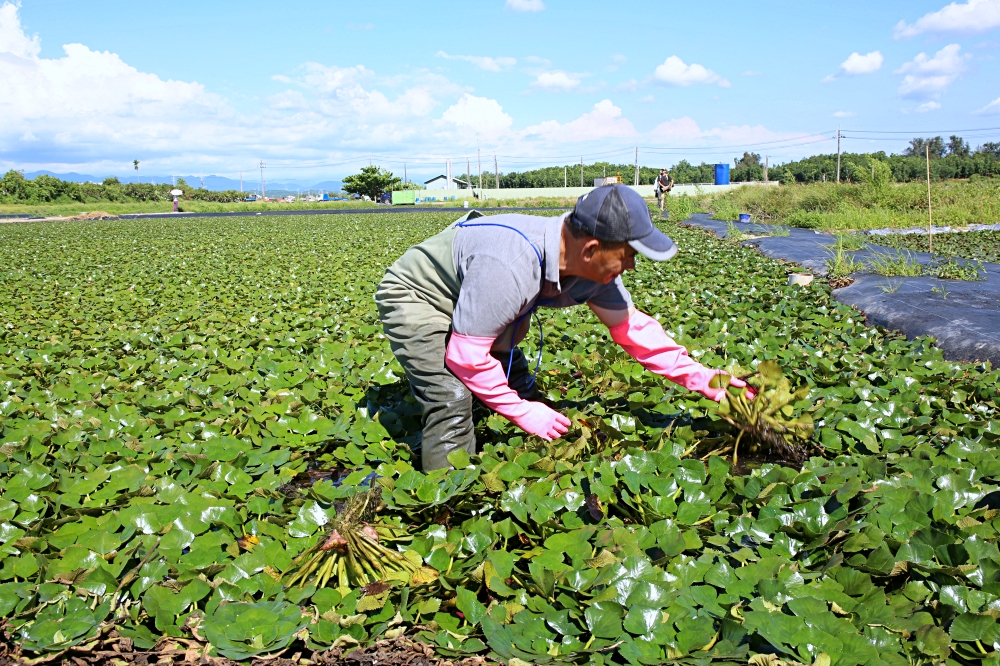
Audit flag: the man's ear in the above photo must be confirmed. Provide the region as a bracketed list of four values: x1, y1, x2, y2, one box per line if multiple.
[580, 238, 602, 262]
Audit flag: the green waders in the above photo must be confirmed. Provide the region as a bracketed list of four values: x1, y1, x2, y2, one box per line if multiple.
[375, 218, 538, 471]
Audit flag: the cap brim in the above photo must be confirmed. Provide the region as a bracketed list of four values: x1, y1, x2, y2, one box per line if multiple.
[629, 228, 678, 261]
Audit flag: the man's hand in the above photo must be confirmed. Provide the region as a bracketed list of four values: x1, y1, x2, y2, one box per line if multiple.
[703, 373, 757, 402]
[509, 402, 571, 441]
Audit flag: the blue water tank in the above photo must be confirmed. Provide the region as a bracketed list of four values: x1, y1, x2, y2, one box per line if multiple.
[714, 164, 730, 185]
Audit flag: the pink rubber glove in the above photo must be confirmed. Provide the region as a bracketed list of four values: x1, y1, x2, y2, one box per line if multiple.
[445, 333, 571, 441]
[609, 310, 751, 402]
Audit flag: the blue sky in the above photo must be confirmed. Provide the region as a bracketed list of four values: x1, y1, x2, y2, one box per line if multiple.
[2, 0, 1000, 183]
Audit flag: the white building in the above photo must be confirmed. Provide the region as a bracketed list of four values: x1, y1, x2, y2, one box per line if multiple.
[424, 175, 472, 190]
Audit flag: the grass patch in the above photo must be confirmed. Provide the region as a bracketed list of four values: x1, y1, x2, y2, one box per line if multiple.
[699, 179, 1000, 231]
[825, 241, 862, 279]
[865, 249, 926, 277]
[725, 220, 748, 243]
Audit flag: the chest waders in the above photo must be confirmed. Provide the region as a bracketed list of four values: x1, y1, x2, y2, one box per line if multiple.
[455, 219, 550, 390]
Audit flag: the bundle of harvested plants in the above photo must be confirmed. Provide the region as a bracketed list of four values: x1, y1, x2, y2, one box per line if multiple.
[282, 489, 438, 591]
[709, 361, 814, 465]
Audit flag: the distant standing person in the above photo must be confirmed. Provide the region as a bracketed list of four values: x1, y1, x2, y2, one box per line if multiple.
[654, 168, 674, 212]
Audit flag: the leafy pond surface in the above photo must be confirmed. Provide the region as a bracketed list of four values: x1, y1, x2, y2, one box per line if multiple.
[1, 213, 999, 665]
[868, 230, 1000, 265]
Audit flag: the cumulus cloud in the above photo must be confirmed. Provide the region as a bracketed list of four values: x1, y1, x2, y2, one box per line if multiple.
[505, 0, 545, 11]
[895, 44, 967, 99]
[648, 117, 797, 145]
[436, 51, 517, 72]
[523, 100, 635, 142]
[841, 51, 884, 75]
[823, 51, 883, 82]
[290, 62, 445, 118]
[441, 94, 513, 134]
[894, 0, 1000, 38]
[652, 56, 730, 88]
[531, 70, 581, 91]
[917, 101, 942, 112]
[0, 2, 233, 161]
[0, 1, 38, 57]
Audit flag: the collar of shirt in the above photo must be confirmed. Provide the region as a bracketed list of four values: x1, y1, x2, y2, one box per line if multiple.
[542, 212, 568, 290]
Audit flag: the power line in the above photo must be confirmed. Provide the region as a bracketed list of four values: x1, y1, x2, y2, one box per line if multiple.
[844, 126, 1000, 134]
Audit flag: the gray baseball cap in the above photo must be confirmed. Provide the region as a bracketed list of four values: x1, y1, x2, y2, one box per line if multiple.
[571, 184, 678, 261]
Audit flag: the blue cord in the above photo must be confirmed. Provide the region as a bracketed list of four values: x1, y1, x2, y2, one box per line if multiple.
[456, 219, 546, 386]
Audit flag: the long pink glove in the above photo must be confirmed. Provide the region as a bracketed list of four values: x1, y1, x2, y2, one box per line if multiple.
[608, 310, 752, 402]
[445, 333, 571, 440]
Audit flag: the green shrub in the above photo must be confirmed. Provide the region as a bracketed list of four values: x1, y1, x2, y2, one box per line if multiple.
[786, 211, 824, 229]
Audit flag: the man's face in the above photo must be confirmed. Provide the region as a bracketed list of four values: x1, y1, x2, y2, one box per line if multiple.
[583, 243, 639, 284]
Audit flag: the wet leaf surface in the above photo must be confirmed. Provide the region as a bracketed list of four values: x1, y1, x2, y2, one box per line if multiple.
[1, 212, 999, 665]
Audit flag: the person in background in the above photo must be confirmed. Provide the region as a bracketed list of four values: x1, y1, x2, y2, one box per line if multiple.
[654, 168, 675, 213]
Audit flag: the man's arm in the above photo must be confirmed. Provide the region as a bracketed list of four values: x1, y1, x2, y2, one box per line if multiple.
[589, 304, 750, 401]
[445, 334, 570, 440]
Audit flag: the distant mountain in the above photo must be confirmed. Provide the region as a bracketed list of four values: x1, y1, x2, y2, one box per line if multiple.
[23, 170, 105, 183]
[308, 180, 343, 192]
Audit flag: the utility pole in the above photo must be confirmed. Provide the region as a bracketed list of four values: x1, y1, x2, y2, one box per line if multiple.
[478, 148, 482, 192]
[634, 146, 639, 185]
[466, 158, 471, 191]
[926, 144, 934, 254]
[259, 161, 265, 199]
[404, 163, 407, 186]
[836, 128, 842, 183]
[494, 153, 499, 189]
[580, 157, 583, 187]
[764, 157, 769, 183]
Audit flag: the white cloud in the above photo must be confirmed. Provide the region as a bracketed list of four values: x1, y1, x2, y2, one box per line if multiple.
[648, 117, 704, 140]
[0, 3, 232, 157]
[532, 70, 581, 91]
[841, 51, 884, 75]
[523, 100, 635, 142]
[894, 0, 1000, 38]
[436, 51, 517, 72]
[0, 1, 38, 57]
[652, 56, 730, 88]
[917, 101, 942, 111]
[823, 51, 883, 82]
[648, 117, 797, 145]
[441, 94, 513, 133]
[974, 96, 1000, 113]
[612, 54, 627, 64]
[505, 0, 545, 11]
[896, 44, 967, 99]
[833, 111, 856, 117]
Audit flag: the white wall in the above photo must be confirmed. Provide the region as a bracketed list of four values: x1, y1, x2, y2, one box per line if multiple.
[412, 181, 778, 202]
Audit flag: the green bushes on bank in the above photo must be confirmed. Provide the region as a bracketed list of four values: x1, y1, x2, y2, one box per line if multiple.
[0, 171, 245, 205]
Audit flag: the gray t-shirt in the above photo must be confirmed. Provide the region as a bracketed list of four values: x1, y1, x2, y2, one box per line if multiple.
[383, 211, 631, 348]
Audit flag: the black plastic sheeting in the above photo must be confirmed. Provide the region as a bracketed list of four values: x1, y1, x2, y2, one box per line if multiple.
[683, 214, 1000, 364]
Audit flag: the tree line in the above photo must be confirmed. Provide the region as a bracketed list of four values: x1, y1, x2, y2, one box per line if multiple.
[466, 136, 1000, 187]
[0, 172, 247, 204]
